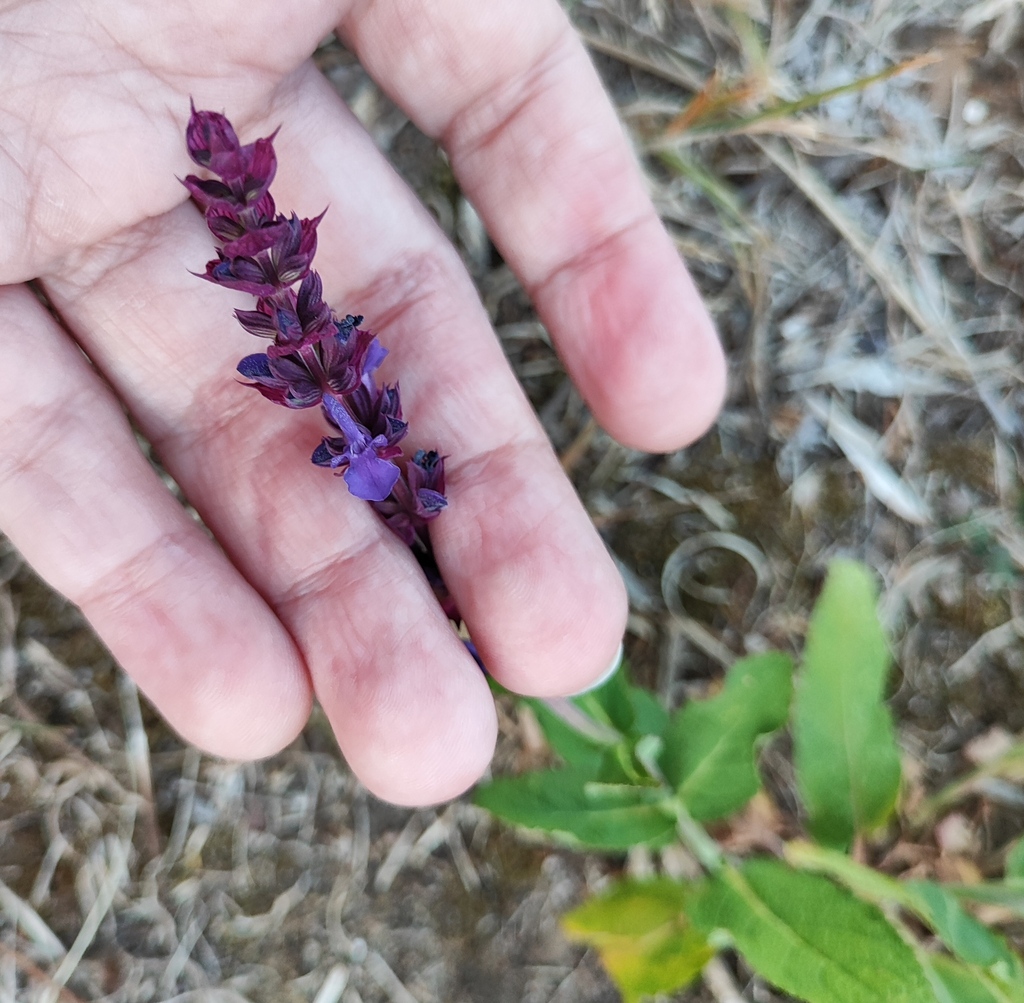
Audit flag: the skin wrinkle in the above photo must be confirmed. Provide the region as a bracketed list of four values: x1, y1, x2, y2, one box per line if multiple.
[274, 526, 388, 614]
[0, 378, 158, 566]
[299, 563, 452, 705]
[340, 0, 725, 453]
[49, 206, 168, 287]
[46, 211, 263, 429]
[277, 529, 495, 802]
[75, 525, 209, 615]
[342, 0, 568, 139]
[437, 23, 574, 163]
[451, 80, 652, 287]
[537, 216, 726, 449]
[0, 0, 287, 278]
[323, 245, 535, 455]
[0, 25, 134, 269]
[435, 435, 625, 693]
[526, 209, 653, 314]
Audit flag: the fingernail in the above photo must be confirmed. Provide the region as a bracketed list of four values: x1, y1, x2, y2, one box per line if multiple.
[568, 641, 624, 696]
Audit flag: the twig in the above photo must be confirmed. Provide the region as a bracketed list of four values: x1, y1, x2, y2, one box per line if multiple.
[41, 831, 131, 1003]
[0, 942, 87, 1003]
[374, 813, 426, 893]
[0, 879, 64, 960]
[757, 138, 1020, 438]
[162, 746, 201, 872]
[703, 957, 751, 1003]
[365, 950, 421, 1003]
[117, 672, 161, 860]
[560, 417, 598, 474]
[312, 965, 350, 1003]
[447, 814, 482, 894]
[575, 27, 705, 91]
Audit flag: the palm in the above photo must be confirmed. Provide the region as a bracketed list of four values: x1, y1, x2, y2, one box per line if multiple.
[0, 0, 724, 804]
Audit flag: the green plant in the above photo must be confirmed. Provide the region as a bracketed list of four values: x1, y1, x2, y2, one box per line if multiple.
[474, 560, 1024, 1003]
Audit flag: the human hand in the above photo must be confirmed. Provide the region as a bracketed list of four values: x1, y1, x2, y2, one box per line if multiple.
[0, 0, 725, 805]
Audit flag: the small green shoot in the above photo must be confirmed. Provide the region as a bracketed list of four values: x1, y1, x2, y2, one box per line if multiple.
[473, 560, 1024, 1003]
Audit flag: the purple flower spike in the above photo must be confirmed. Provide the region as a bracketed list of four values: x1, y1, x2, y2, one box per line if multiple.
[185, 105, 457, 622]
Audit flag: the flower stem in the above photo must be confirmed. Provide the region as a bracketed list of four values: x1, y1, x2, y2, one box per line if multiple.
[673, 799, 725, 874]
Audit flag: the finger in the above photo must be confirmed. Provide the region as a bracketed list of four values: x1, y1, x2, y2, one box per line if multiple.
[0, 284, 311, 758]
[44, 63, 625, 709]
[340, 0, 727, 452]
[42, 214, 499, 804]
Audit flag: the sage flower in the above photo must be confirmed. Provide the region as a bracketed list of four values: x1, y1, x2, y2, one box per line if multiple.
[184, 105, 451, 581]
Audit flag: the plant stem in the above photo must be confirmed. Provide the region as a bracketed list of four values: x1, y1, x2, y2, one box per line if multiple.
[674, 799, 725, 874]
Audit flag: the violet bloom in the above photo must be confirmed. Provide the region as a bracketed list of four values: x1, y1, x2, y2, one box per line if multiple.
[313, 393, 406, 502]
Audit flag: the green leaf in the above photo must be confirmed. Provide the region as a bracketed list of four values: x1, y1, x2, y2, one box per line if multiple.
[574, 663, 668, 741]
[784, 840, 920, 909]
[792, 560, 901, 848]
[627, 687, 670, 738]
[1006, 839, 1024, 880]
[661, 652, 793, 822]
[946, 882, 1024, 920]
[687, 859, 935, 1003]
[924, 955, 1024, 1003]
[576, 665, 639, 735]
[473, 768, 677, 851]
[787, 842, 1024, 983]
[908, 882, 1023, 979]
[566, 878, 689, 938]
[525, 699, 608, 773]
[562, 879, 712, 1003]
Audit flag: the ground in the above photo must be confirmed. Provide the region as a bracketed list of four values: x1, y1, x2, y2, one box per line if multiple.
[2, 0, 1024, 1000]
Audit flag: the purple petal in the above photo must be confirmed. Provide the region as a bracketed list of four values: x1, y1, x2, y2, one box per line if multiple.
[322, 394, 361, 442]
[362, 337, 388, 377]
[235, 306, 278, 338]
[272, 305, 303, 345]
[246, 382, 290, 406]
[181, 175, 234, 211]
[206, 208, 247, 242]
[297, 271, 324, 315]
[241, 136, 278, 200]
[221, 220, 289, 259]
[186, 105, 240, 169]
[344, 451, 401, 502]
[416, 489, 448, 516]
[237, 354, 272, 379]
